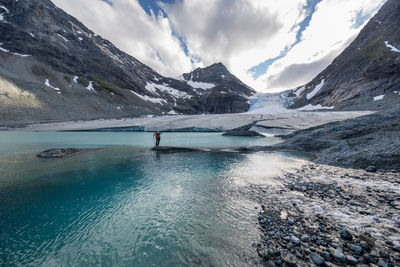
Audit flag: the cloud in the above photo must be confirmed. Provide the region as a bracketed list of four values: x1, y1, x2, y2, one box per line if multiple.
[52, 0, 193, 77]
[254, 0, 386, 92]
[52, 0, 386, 93]
[164, 0, 308, 81]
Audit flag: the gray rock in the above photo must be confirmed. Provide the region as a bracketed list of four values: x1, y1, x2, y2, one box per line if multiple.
[37, 148, 83, 158]
[340, 229, 353, 240]
[330, 249, 346, 264]
[377, 258, 388, 267]
[290, 235, 300, 245]
[288, 219, 295, 225]
[346, 254, 358, 265]
[311, 253, 325, 266]
[321, 251, 333, 262]
[360, 241, 369, 250]
[365, 166, 377, 172]
[300, 235, 309, 242]
[348, 244, 363, 255]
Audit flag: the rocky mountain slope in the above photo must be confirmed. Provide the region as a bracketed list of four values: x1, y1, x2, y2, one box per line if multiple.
[180, 63, 255, 114]
[0, 0, 255, 126]
[289, 0, 400, 110]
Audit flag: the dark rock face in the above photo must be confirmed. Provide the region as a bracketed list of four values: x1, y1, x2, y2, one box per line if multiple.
[290, 0, 400, 110]
[181, 63, 255, 114]
[277, 108, 400, 170]
[0, 0, 255, 126]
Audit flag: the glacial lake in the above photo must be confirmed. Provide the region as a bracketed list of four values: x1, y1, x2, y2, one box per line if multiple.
[0, 131, 305, 266]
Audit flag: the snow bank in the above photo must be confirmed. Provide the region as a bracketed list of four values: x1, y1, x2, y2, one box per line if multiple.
[296, 104, 334, 111]
[73, 76, 79, 83]
[45, 79, 60, 91]
[145, 82, 188, 98]
[306, 79, 325, 100]
[384, 41, 400, 53]
[131, 90, 166, 104]
[373, 94, 384, 101]
[187, 80, 215, 90]
[293, 86, 305, 97]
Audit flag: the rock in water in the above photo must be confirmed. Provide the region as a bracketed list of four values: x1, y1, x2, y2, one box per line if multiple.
[37, 148, 83, 158]
[365, 166, 377, 172]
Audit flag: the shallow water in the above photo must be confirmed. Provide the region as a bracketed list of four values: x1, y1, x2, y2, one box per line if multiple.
[0, 132, 304, 266]
[0, 131, 282, 157]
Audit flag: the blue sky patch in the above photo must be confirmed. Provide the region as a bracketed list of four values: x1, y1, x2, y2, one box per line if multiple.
[248, 0, 322, 80]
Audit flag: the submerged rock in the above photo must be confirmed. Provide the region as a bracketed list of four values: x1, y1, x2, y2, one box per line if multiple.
[37, 148, 83, 158]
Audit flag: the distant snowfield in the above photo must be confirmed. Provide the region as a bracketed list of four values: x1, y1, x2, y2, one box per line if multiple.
[187, 80, 215, 90]
[145, 82, 189, 99]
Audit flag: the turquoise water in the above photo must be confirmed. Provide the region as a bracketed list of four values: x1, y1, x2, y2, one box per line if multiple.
[0, 132, 304, 266]
[0, 131, 282, 156]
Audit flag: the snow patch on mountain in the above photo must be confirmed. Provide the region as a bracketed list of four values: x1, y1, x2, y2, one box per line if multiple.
[373, 94, 385, 101]
[57, 34, 68, 42]
[131, 91, 166, 104]
[384, 41, 400, 53]
[145, 82, 189, 98]
[86, 81, 95, 91]
[0, 44, 9, 53]
[187, 80, 215, 90]
[293, 86, 306, 97]
[0, 5, 9, 22]
[307, 79, 325, 100]
[45, 79, 60, 91]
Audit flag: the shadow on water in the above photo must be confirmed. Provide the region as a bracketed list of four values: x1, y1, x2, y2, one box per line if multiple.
[0, 146, 307, 266]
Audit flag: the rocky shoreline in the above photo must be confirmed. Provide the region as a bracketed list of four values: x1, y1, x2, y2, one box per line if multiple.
[249, 163, 400, 266]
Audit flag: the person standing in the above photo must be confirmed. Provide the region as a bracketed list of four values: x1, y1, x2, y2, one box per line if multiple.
[153, 130, 162, 147]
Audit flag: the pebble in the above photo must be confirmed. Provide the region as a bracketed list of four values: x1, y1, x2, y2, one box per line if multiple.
[288, 219, 295, 225]
[340, 229, 353, 240]
[321, 251, 333, 262]
[360, 241, 369, 250]
[311, 252, 325, 266]
[365, 166, 377, 172]
[300, 235, 309, 242]
[348, 244, 363, 255]
[346, 254, 358, 265]
[290, 235, 300, 245]
[330, 248, 346, 264]
[377, 258, 388, 267]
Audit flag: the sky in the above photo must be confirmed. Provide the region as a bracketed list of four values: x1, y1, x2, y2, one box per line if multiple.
[52, 0, 387, 92]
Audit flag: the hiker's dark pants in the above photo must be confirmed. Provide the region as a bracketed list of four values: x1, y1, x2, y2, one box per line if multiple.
[156, 138, 160, 147]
